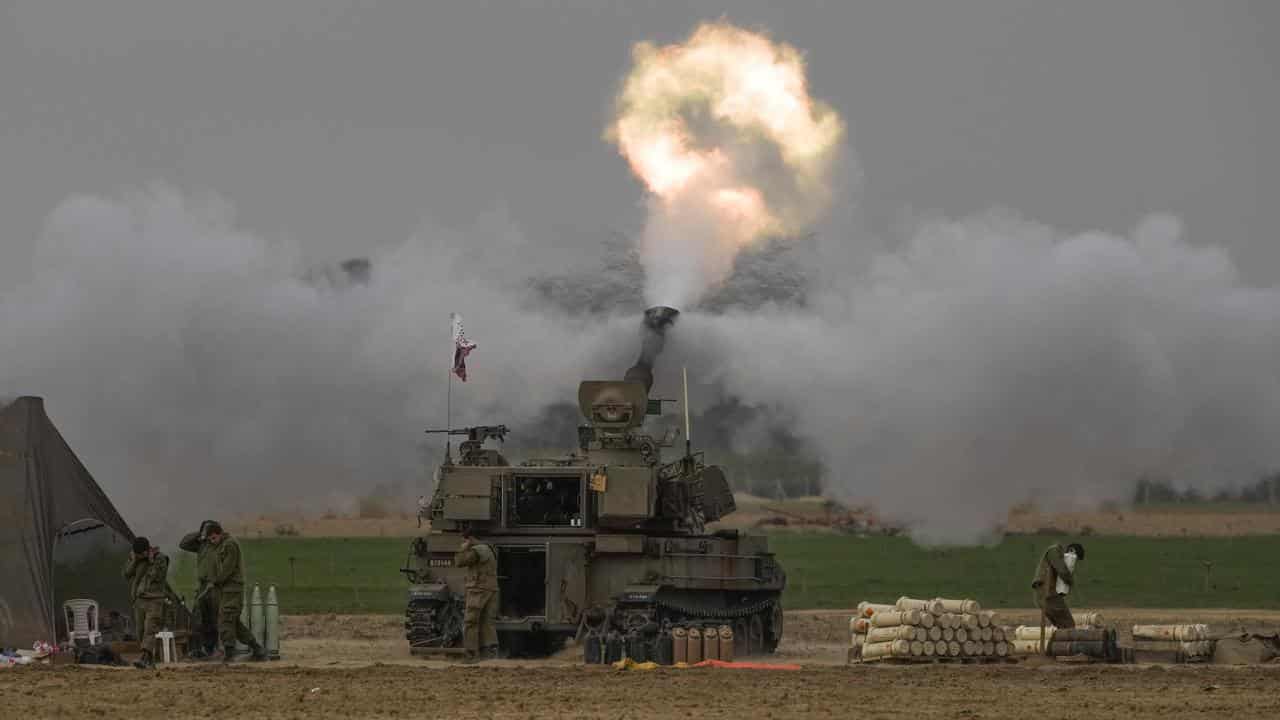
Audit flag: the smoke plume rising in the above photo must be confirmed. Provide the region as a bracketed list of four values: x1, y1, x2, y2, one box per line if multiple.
[5, 22, 1280, 546]
[668, 213, 1280, 543]
[608, 21, 843, 309]
[0, 185, 635, 539]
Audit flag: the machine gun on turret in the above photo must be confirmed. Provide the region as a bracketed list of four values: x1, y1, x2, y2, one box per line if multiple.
[425, 424, 510, 466]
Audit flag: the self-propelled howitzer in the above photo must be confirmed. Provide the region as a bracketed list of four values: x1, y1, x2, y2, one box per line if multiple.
[401, 307, 786, 658]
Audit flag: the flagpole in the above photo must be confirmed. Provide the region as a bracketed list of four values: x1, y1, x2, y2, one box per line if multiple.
[446, 315, 453, 462]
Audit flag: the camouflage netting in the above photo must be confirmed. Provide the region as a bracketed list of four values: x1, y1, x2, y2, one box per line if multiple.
[0, 396, 135, 648]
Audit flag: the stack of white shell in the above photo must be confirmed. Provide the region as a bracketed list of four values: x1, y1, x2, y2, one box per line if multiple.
[1131, 624, 1216, 660]
[849, 598, 1009, 662]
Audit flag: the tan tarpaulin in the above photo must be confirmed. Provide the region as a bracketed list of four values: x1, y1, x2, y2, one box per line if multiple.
[0, 396, 135, 648]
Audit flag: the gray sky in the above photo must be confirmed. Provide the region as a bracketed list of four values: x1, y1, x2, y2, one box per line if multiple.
[2, 0, 1276, 286]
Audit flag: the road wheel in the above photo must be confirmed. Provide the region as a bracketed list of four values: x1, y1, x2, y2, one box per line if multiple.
[765, 603, 783, 653]
[747, 613, 765, 656]
[734, 617, 751, 658]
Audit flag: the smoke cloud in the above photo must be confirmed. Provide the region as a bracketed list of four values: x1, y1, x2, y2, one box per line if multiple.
[5, 22, 1280, 546]
[668, 212, 1280, 543]
[0, 185, 635, 538]
[608, 21, 843, 309]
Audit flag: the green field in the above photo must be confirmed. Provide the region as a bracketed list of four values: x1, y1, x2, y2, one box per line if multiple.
[171, 534, 1280, 615]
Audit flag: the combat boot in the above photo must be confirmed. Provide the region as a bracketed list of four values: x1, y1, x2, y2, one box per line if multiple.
[132, 650, 155, 669]
[221, 645, 238, 664]
[482, 645, 500, 661]
[188, 647, 208, 660]
[248, 642, 268, 662]
[459, 651, 481, 665]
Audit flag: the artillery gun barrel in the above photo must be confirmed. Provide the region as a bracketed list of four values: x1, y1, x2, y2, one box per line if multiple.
[623, 305, 679, 393]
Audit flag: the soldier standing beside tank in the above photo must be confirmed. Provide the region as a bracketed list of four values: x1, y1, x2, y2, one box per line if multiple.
[204, 522, 267, 662]
[122, 536, 169, 669]
[178, 520, 219, 659]
[454, 527, 499, 662]
[1032, 542, 1085, 648]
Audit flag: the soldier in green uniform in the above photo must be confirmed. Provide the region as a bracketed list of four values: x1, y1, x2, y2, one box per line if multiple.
[1032, 542, 1085, 648]
[178, 520, 219, 658]
[454, 527, 499, 662]
[204, 522, 267, 662]
[122, 536, 169, 669]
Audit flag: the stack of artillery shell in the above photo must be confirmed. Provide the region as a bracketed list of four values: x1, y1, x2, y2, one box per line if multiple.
[1008, 626, 1117, 660]
[850, 598, 1010, 662]
[1131, 624, 1215, 663]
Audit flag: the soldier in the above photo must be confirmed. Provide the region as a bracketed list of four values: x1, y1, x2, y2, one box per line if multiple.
[178, 520, 219, 659]
[122, 536, 169, 669]
[453, 527, 499, 662]
[204, 522, 267, 662]
[1032, 542, 1085, 647]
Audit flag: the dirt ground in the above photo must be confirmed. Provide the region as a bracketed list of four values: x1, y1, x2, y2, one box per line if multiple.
[5, 609, 1278, 719]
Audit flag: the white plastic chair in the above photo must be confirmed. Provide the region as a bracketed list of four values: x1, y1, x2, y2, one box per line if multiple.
[155, 631, 175, 663]
[63, 599, 102, 647]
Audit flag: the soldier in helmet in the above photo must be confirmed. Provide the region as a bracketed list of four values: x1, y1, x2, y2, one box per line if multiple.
[178, 520, 219, 658]
[453, 526, 499, 662]
[122, 536, 169, 669]
[204, 522, 267, 662]
[1032, 542, 1085, 646]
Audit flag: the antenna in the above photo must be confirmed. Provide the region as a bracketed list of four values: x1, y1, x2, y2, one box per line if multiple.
[682, 365, 691, 457]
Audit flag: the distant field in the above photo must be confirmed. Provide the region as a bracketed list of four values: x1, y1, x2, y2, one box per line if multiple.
[230, 497, 1280, 539]
[171, 534, 1280, 615]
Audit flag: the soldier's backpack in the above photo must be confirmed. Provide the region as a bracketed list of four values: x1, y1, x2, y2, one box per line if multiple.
[75, 643, 126, 666]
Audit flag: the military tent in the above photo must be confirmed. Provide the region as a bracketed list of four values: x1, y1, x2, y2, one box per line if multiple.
[0, 396, 136, 648]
